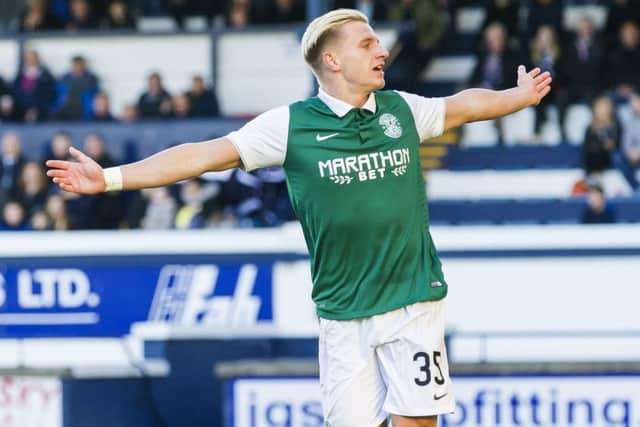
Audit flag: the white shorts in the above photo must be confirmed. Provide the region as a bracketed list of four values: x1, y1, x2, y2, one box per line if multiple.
[319, 299, 455, 427]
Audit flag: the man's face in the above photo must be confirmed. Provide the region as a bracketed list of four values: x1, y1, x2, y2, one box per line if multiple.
[328, 21, 389, 92]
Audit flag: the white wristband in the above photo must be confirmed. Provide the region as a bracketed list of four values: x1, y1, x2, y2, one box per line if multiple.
[103, 167, 123, 192]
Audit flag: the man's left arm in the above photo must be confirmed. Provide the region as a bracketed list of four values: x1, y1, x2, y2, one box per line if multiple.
[444, 66, 552, 131]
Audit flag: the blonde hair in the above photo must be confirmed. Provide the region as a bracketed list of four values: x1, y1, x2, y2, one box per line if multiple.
[301, 9, 368, 74]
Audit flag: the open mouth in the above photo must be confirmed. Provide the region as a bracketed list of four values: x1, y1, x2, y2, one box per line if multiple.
[373, 64, 384, 71]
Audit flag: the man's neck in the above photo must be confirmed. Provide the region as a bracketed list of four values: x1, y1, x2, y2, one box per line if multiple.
[320, 82, 370, 108]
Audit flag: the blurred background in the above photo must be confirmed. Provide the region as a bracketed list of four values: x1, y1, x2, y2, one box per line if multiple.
[0, 0, 639, 426]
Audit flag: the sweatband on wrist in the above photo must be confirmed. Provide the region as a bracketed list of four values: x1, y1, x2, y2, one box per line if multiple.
[103, 167, 123, 192]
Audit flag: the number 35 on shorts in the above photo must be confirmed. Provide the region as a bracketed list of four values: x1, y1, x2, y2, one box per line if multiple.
[413, 350, 446, 387]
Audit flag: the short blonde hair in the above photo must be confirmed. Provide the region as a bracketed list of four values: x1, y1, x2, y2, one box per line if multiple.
[301, 9, 368, 74]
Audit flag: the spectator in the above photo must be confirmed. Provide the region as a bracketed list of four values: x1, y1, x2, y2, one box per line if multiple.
[18, 0, 63, 32]
[605, 21, 640, 101]
[557, 16, 604, 136]
[44, 193, 68, 230]
[583, 95, 621, 176]
[45, 131, 73, 164]
[227, 0, 251, 28]
[0, 133, 26, 204]
[613, 92, 640, 191]
[186, 75, 219, 117]
[12, 48, 56, 122]
[468, 22, 520, 142]
[525, 0, 563, 44]
[479, 0, 519, 43]
[582, 183, 617, 224]
[91, 92, 115, 121]
[65, 0, 98, 31]
[83, 133, 123, 229]
[55, 55, 100, 121]
[120, 103, 138, 122]
[171, 94, 191, 118]
[0, 76, 18, 122]
[332, 0, 388, 23]
[604, 0, 640, 50]
[0, 200, 29, 231]
[385, 0, 447, 92]
[529, 25, 560, 139]
[101, 0, 136, 30]
[30, 210, 51, 230]
[140, 187, 177, 229]
[175, 178, 210, 229]
[255, 167, 295, 225]
[262, 0, 306, 24]
[136, 72, 172, 119]
[16, 161, 49, 216]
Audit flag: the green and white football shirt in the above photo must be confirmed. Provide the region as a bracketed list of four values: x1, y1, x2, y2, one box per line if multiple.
[227, 89, 448, 320]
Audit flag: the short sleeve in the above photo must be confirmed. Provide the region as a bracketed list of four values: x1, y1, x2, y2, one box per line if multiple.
[225, 105, 289, 171]
[395, 91, 446, 141]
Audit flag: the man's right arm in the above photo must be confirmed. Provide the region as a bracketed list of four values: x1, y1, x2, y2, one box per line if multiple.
[46, 137, 241, 194]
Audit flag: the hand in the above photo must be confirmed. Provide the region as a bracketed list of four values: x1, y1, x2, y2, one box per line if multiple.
[517, 65, 552, 106]
[46, 147, 106, 194]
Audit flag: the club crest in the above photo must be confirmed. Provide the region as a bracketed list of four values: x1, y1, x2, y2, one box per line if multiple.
[379, 113, 402, 138]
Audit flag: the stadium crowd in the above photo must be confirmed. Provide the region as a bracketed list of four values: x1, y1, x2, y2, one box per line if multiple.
[1, 0, 639, 230]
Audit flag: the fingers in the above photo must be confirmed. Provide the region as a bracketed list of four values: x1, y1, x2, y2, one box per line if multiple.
[528, 67, 542, 78]
[46, 169, 68, 179]
[539, 85, 551, 98]
[518, 65, 526, 75]
[69, 146, 88, 162]
[536, 76, 552, 92]
[533, 70, 551, 83]
[46, 159, 71, 170]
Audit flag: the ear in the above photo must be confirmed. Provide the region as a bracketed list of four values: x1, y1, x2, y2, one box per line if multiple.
[322, 51, 341, 72]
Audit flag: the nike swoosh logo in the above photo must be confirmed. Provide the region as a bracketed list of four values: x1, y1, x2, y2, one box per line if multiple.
[434, 393, 448, 401]
[316, 133, 339, 141]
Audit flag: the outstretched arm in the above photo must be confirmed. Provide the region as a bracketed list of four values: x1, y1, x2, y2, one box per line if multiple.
[443, 66, 552, 131]
[46, 137, 241, 194]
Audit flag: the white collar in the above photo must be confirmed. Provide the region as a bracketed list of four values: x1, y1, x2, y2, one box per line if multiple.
[317, 88, 377, 118]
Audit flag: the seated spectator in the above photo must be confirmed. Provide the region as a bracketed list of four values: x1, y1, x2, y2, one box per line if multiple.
[83, 133, 123, 229]
[613, 92, 640, 191]
[604, 0, 640, 50]
[529, 25, 560, 139]
[605, 21, 640, 102]
[44, 131, 73, 164]
[171, 94, 191, 118]
[136, 72, 172, 119]
[120, 103, 138, 122]
[583, 95, 621, 176]
[479, 0, 519, 43]
[332, 0, 387, 23]
[0, 76, 19, 122]
[557, 16, 604, 136]
[65, 0, 98, 31]
[582, 183, 617, 224]
[30, 209, 51, 230]
[0, 200, 29, 231]
[385, 0, 446, 93]
[0, 133, 26, 204]
[18, 0, 63, 32]
[226, 0, 251, 28]
[12, 48, 56, 122]
[140, 187, 176, 229]
[468, 22, 520, 142]
[101, 0, 136, 30]
[262, 0, 306, 24]
[55, 55, 100, 121]
[186, 75, 219, 118]
[90, 92, 115, 121]
[16, 161, 49, 216]
[175, 178, 214, 229]
[44, 193, 68, 230]
[525, 0, 563, 44]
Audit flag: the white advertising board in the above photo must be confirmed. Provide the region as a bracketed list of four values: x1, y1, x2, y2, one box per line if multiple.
[228, 375, 640, 427]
